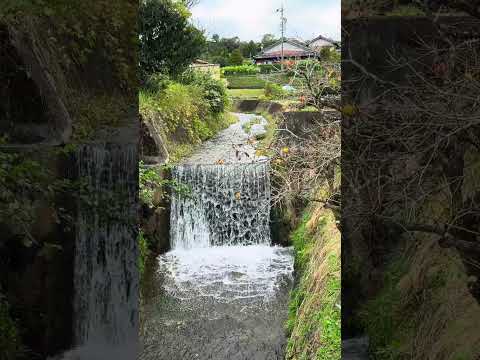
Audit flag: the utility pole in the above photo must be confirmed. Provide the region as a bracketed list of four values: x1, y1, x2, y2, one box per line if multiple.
[276, 3, 287, 70]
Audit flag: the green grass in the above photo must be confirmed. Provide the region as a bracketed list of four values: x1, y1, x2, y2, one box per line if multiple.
[227, 88, 264, 99]
[286, 207, 341, 360]
[358, 259, 410, 360]
[316, 256, 341, 360]
[290, 211, 314, 272]
[225, 75, 266, 89]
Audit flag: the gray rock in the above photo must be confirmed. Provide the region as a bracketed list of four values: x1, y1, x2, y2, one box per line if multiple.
[250, 124, 267, 139]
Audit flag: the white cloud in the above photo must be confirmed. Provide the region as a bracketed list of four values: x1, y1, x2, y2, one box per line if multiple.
[191, 0, 340, 42]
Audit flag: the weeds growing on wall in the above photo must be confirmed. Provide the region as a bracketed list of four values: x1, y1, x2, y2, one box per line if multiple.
[286, 204, 341, 360]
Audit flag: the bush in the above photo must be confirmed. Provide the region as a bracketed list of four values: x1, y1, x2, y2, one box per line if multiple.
[258, 64, 281, 74]
[229, 49, 244, 66]
[140, 78, 232, 145]
[179, 70, 229, 115]
[144, 73, 172, 93]
[158, 83, 213, 141]
[264, 82, 285, 99]
[221, 65, 260, 76]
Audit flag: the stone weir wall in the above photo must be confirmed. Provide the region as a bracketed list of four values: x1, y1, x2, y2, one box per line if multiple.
[232, 100, 284, 114]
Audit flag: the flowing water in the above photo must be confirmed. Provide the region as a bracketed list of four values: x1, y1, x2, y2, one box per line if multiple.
[140, 113, 295, 360]
[53, 143, 139, 360]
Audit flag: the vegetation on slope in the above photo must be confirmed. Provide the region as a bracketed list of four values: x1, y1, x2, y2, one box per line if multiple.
[140, 71, 234, 163]
[286, 185, 341, 360]
[359, 236, 480, 360]
[1, 0, 137, 142]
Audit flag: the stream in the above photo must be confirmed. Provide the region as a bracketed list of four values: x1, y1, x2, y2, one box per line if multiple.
[140, 113, 295, 360]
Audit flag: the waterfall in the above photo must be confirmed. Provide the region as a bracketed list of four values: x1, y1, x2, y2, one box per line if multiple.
[72, 143, 139, 356]
[170, 160, 271, 249]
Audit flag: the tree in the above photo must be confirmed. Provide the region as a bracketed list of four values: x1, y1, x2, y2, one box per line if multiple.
[139, 0, 206, 81]
[261, 34, 278, 49]
[183, 0, 200, 8]
[240, 41, 260, 58]
[229, 48, 244, 65]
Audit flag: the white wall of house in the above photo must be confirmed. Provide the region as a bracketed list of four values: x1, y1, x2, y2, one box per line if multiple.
[310, 38, 334, 49]
[265, 42, 305, 54]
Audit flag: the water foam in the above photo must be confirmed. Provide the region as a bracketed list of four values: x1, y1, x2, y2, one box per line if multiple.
[158, 245, 294, 302]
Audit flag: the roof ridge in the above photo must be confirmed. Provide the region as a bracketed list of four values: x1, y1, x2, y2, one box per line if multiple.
[307, 34, 339, 45]
[261, 38, 311, 54]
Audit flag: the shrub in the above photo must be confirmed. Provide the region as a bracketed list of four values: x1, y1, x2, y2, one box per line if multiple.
[144, 73, 172, 93]
[221, 65, 260, 76]
[258, 64, 281, 74]
[229, 49, 244, 66]
[179, 70, 229, 115]
[264, 82, 285, 99]
[141, 77, 232, 146]
[150, 83, 210, 142]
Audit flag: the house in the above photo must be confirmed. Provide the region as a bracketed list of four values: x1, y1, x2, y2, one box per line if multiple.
[189, 59, 221, 79]
[253, 38, 317, 64]
[306, 35, 340, 53]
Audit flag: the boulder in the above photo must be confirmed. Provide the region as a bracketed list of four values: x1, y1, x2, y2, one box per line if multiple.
[250, 124, 267, 139]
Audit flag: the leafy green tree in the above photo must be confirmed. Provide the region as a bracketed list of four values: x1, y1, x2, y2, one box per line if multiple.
[139, 0, 206, 81]
[240, 40, 260, 58]
[229, 49, 244, 66]
[261, 34, 278, 49]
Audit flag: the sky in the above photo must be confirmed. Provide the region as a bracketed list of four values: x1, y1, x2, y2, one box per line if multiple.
[191, 0, 340, 43]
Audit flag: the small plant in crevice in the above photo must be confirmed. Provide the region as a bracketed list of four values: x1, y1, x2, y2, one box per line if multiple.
[139, 161, 192, 210]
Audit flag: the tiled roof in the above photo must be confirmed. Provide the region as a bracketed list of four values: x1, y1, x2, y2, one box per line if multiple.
[254, 50, 315, 59]
[193, 59, 210, 64]
[307, 35, 340, 48]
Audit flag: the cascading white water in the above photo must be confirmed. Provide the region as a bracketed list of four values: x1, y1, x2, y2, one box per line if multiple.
[157, 158, 293, 304]
[170, 160, 271, 249]
[72, 144, 139, 358]
[140, 114, 294, 360]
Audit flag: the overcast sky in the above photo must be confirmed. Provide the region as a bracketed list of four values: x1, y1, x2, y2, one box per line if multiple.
[191, 0, 340, 42]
